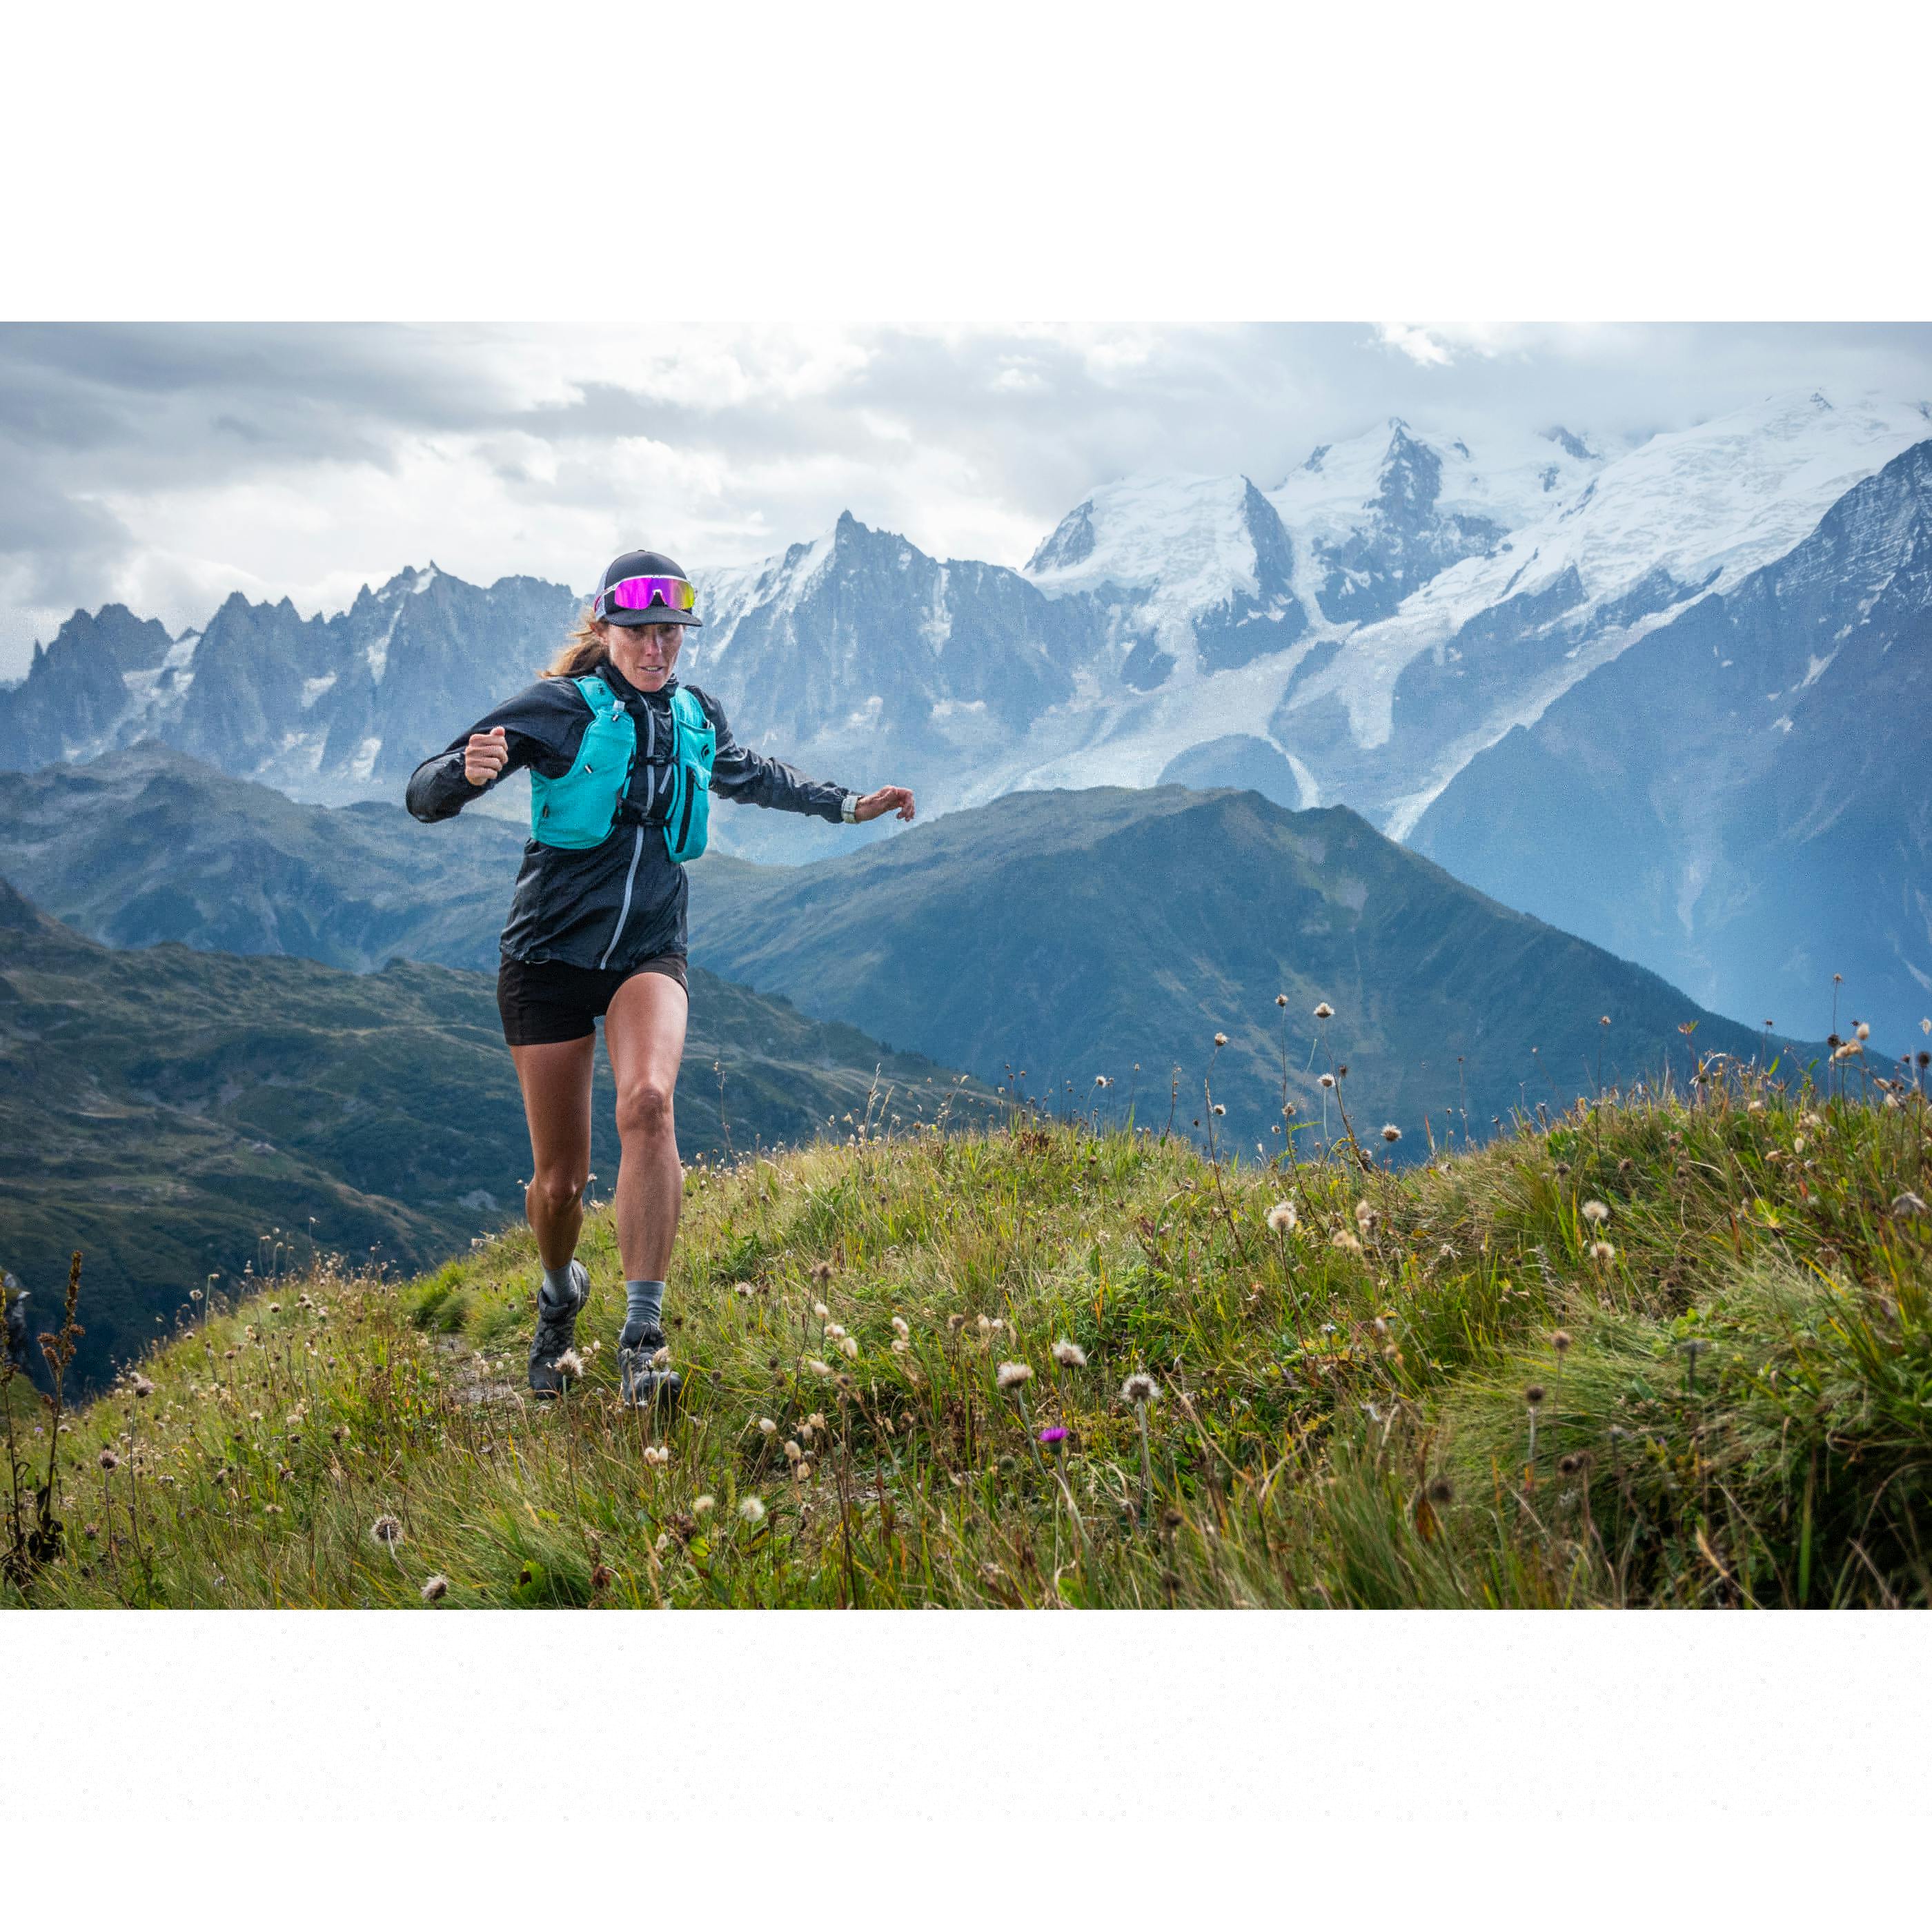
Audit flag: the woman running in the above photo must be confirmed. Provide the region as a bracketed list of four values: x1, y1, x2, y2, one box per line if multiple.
[406, 549, 914, 1408]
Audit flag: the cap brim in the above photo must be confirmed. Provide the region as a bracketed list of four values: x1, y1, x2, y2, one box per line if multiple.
[604, 606, 702, 628]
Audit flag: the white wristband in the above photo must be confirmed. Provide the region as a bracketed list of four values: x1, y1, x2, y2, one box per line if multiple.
[841, 793, 858, 824]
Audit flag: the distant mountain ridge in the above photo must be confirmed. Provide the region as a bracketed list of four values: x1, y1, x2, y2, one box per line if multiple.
[5, 387, 1926, 1038]
[0, 751, 1825, 1164]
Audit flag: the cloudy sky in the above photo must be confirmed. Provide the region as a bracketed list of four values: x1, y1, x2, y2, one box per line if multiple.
[3, 320, 1929, 679]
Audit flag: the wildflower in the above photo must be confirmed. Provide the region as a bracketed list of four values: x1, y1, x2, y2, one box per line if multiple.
[1214, 1032, 1228, 1047]
[1524, 1386, 1546, 1408]
[370, 1515, 404, 1547]
[825, 1321, 847, 1340]
[734, 1282, 755, 1299]
[132, 1374, 156, 1399]
[758, 1417, 777, 1435]
[1212, 1103, 1226, 1116]
[1855, 1021, 1871, 1041]
[98, 1449, 121, 1471]
[1380, 1124, 1401, 1143]
[1038, 1427, 1070, 1446]
[810, 1261, 834, 1287]
[421, 1575, 449, 1603]
[1094, 1074, 1111, 1087]
[1331, 1230, 1363, 1254]
[553, 1348, 585, 1379]
[1426, 1477, 1454, 1506]
[1552, 1330, 1573, 1354]
[806, 1358, 833, 1378]
[891, 1316, 910, 1339]
[1590, 1241, 1615, 1263]
[838, 1335, 859, 1359]
[996, 1361, 1033, 1390]
[814, 1301, 831, 1320]
[1354, 1199, 1376, 1229]
[1276, 993, 1289, 1007]
[738, 1496, 767, 1524]
[1052, 1338, 1088, 1368]
[1121, 1372, 1159, 1406]
[792, 1460, 812, 1481]
[643, 1446, 670, 1467]
[783, 1439, 803, 1463]
[650, 1347, 671, 1369]
[1581, 1199, 1610, 1225]
[693, 1495, 715, 1515]
[1793, 1136, 1808, 1156]
[1319, 1073, 1337, 1090]
[1314, 1002, 1334, 1020]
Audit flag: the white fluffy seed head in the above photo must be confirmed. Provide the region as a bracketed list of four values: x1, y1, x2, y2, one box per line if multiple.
[1266, 1201, 1297, 1233]
[1052, 1338, 1087, 1367]
[1121, 1372, 1159, 1406]
[758, 1417, 776, 1435]
[1590, 1241, 1617, 1263]
[1319, 1073, 1337, 1090]
[1381, 1124, 1401, 1143]
[1314, 1002, 1334, 1020]
[420, 1574, 448, 1602]
[996, 1361, 1033, 1390]
[1582, 1200, 1610, 1225]
[738, 1496, 767, 1524]
[891, 1315, 910, 1338]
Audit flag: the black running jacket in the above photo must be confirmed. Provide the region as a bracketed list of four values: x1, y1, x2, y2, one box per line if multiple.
[405, 662, 851, 971]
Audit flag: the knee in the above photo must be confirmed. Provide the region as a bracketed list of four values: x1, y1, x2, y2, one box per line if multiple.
[530, 1167, 586, 1214]
[615, 1079, 674, 1142]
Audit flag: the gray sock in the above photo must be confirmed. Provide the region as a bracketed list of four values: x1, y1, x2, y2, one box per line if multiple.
[541, 1261, 578, 1304]
[624, 1279, 665, 1332]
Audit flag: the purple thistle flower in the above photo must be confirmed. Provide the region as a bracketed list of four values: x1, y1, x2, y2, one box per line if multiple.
[1038, 1426, 1070, 1446]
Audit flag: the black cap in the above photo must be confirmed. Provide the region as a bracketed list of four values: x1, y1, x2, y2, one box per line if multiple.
[593, 549, 703, 627]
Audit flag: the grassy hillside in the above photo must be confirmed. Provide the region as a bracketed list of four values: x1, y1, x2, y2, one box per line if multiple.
[8, 1055, 1927, 1608]
[0, 880, 993, 1391]
[690, 784, 1825, 1148]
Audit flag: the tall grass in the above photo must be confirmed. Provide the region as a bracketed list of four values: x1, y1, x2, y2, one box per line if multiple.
[6, 1056, 1929, 1608]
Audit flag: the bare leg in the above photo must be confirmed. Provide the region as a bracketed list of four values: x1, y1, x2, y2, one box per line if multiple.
[509, 1035, 595, 1269]
[602, 971, 691, 1282]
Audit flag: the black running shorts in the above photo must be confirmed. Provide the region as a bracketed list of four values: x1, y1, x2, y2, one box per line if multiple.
[495, 954, 689, 1047]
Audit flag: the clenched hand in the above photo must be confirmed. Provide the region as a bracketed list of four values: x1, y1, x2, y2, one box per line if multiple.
[465, 726, 509, 787]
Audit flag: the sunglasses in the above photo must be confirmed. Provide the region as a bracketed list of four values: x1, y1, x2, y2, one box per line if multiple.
[597, 574, 698, 620]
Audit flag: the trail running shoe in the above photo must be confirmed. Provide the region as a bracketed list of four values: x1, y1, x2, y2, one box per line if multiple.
[618, 1319, 682, 1412]
[527, 1259, 590, 1399]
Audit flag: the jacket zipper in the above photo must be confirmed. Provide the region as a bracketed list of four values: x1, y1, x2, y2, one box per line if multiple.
[599, 826, 645, 969]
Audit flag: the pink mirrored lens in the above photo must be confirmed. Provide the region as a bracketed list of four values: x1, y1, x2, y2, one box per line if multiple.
[607, 575, 696, 613]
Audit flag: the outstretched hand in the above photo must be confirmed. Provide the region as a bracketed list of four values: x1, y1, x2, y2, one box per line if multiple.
[465, 726, 509, 787]
[852, 785, 916, 825]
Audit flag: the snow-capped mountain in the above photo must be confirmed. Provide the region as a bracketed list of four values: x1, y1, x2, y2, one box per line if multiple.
[4, 386, 1926, 1038]
[0, 564, 580, 806]
[1410, 435, 1932, 1051]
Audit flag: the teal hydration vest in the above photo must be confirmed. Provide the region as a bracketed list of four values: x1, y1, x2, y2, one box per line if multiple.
[529, 675, 715, 862]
